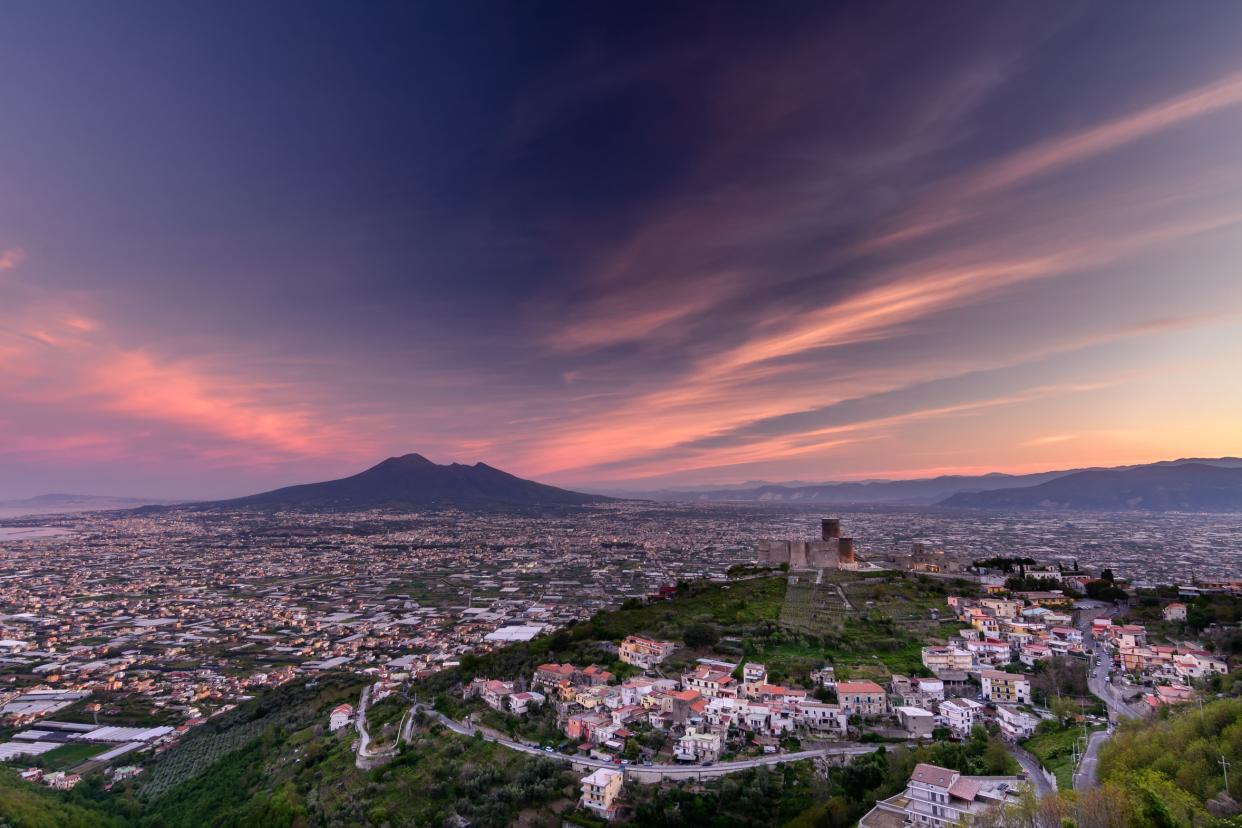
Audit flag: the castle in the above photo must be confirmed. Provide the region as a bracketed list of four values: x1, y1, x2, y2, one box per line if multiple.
[757, 518, 860, 569]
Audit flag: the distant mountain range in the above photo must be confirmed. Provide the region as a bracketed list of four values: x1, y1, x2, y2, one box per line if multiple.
[200, 453, 612, 511]
[632, 457, 1242, 512]
[0, 493, 179, 518]
[939, 462, 1242, 511]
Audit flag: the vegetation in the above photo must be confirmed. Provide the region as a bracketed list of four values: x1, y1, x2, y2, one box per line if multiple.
[1095, 697, 1242, 826]
[1022, 719, 1103, 790]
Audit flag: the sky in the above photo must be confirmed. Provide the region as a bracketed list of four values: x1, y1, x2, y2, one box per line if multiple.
[2, 2, 1242, 499]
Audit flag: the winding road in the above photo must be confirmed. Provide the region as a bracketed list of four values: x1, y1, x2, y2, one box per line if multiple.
[361, 697, 881, 780]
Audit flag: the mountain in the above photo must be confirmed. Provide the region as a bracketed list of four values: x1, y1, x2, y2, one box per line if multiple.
[205, 453, 613, 511]
[939, 462, 1242, 511]
[631, 471, 1072, 505]
[0, 493, 178, 518]
[625, 458, 1242, 507]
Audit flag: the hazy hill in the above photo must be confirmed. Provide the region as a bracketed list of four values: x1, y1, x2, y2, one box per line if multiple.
[635, 471, 1071, 505]
[628, 458, 1242, 507]
[206, 453, 612, 511]
[939, 462, 1242, 511]
[0, 493, 178, 518]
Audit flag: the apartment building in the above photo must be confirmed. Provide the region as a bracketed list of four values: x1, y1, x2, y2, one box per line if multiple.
[979, 671, 1031, 704]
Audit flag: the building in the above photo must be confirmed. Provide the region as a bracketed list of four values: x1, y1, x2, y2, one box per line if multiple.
[940, 697, 985, 737]
[837, 680, 887, 717]
[795, 700, 848, 736]
[1163, 603, 1188, 622]
[980, 671, 1031, 705]
[508, 691, 545, 716]
[328, 703, 353, 732]
[995, 705, 1039, 741]
[757, 518, 861, 569]
[896, 706, 935, 739]
[675, 726, 722, 763]
[619, 636, 677, 669]
[922, 646, 973, 672]
[742, 662, 767, 684]
[682, 664, 737, 698]
[580, 767, 624, 821]
[859, 763, 1024, 828]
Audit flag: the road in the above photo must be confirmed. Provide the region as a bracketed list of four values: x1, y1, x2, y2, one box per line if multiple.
[1070, 601, 1142, 790]
[1006, 742, 1055, 797]
[1073, 729, 1111, 791]
[409, 704, 879, 779]
[354, 683, 399, 769]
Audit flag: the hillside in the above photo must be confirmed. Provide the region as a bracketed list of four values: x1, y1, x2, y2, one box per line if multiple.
[202, 453, 613, 511]
[0, 573, 1007, 828]
[940, 462, 1242, 512]
[1096, 696, 1242, 825]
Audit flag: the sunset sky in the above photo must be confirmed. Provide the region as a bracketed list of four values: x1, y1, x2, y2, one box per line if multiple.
[3, 2, 1242, 499]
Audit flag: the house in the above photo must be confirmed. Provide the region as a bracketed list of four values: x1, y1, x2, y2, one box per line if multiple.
[891, 675, 944, 708]
[896, 706, 935, 739]
[533, 663, 577, 689]
[811, 664, 837, 687]
[1019, 642, 1052, 667]
[922, 646, 973, 672]
[858, 763, 1024, 828]
[1163, 603, 1188, 622]
[940, 697, 985, 737]
[742, 662, 767, 684]
[620, 677, 658, 706]
[579, 665, 615, 686]
[794, 700, 848, 736]
[328, 703, 353, 732]
[995, 705, 1039, 741]
[580, 768, 625, 821]
[43, 771, 81, 790]
[508, 691, 545, 716]
[837, 680, 887, 717]
[619, 636, 677, 669]
[980, 671, 1031, 705]
[675, 726, 722, 763]
[682, 664, 737, 698]
[481, 679, 515, 711]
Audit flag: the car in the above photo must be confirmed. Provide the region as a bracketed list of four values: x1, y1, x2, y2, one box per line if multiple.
[702, 761, 714, 767]
[543, 746, 553, 753]
[620, 759, 629, 766]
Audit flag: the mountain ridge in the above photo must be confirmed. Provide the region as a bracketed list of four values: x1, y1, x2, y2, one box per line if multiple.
[938, 462, 1242, 512]
[198, 453, 613, 511]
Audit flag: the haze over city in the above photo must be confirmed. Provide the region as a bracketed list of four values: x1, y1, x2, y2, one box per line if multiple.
[3, 2, 1242, 501]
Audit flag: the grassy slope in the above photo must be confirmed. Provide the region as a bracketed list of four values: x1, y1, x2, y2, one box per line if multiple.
[1022, 724, 1103, 790]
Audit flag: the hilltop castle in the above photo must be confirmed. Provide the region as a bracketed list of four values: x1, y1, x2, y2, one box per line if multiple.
[757, 518, 860, 569]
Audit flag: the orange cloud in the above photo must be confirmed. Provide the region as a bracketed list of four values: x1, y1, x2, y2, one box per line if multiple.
[0, 298, 377, 465]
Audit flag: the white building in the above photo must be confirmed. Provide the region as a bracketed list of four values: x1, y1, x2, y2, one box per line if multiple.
[794, 700, 848, 736]
[859, 763, 1024, 828]
[329, 704, 353, 732]
[995, 705, 1039, 741]
[675, 726, 723, 763]
[939, 697, 984, 737]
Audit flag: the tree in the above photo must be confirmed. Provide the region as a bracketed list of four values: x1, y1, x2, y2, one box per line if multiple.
[683, 622, 720, 649]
